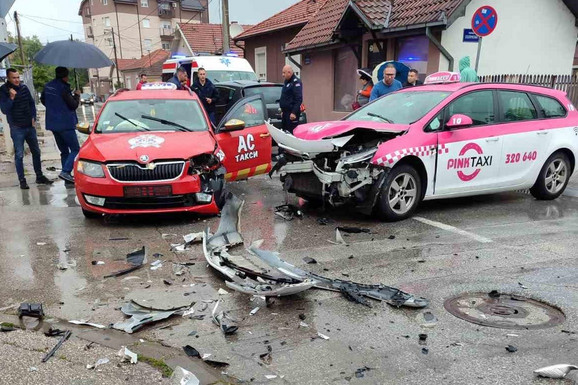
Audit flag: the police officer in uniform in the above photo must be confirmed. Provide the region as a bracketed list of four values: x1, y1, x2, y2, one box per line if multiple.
[279, 65, 303, 134]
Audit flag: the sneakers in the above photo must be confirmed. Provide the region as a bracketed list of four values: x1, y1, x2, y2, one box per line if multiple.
[58, 172, 75, 184]
[36, 175, 54, 185]
[19, 179, 30, 190]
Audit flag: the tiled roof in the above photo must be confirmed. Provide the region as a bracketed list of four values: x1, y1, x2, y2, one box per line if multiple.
[286, 0, 468, 52]
[178, 23, 252, 56]
[285, 0, 345, 52]
[234, 0, 325, 40]
[117, 49, 171, 71]
[387, 0, 463, 29]
[353, 0, 391, 27]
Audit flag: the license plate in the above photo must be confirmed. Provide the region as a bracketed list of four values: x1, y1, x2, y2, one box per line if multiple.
[124, 185, 172, 198]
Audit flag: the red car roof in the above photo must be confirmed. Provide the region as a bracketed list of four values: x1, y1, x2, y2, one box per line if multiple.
[109, 90, 199, 101]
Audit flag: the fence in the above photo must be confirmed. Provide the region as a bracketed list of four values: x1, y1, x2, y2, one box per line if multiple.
[479, 74, 578, 106]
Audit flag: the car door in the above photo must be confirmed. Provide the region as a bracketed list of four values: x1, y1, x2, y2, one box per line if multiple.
[214, 85, 236, 125]
[214, 94, 272, 181]
[435, 90, 504, 196]
[496, 91, 553, 187]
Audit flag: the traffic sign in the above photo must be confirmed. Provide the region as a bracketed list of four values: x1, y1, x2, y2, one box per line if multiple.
[471, 6, 498, 37]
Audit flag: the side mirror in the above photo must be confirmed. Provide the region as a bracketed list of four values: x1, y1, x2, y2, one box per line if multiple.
[76, 122, 91, 135]
[446, 114, 473, 129]
[221, 119, 245, 132]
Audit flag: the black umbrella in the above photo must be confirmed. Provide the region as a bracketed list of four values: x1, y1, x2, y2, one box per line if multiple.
[0, 42, 17, 63]
[33, 39, 113, 69]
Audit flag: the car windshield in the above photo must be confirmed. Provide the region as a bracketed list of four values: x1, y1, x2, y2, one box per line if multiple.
[207, 70, 258, 83]
[95, 99, 209, 133]
[81, 93, 90, 98]
[345, 91, 451, 124]
[244, 86, 283, 104]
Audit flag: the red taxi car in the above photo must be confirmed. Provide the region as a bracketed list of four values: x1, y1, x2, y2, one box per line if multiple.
[74, 83, 271, 218]
[268, 72, 578, 221]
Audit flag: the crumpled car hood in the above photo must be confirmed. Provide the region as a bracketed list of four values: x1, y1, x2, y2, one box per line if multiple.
[293, 120, 410, 141]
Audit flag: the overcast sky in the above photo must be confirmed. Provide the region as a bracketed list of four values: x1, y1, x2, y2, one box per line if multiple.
[6, 0, 300, 43]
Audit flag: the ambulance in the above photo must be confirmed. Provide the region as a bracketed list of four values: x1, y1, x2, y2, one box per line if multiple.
[161, 55, 257, 86]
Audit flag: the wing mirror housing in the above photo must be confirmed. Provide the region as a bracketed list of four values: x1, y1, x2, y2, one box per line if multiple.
[76, 121, 91, 135]
[221, 119, 245, 132]
[446, 114, 473, 129]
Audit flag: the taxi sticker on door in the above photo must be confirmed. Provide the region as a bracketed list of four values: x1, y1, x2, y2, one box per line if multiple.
[236, 134, 258, 162]
[447, 143, 493, 182]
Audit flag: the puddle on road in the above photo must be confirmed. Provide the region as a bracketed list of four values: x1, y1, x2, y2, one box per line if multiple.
[0, 182, 79, 208]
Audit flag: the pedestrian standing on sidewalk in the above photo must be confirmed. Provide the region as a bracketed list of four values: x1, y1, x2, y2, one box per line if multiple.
[136, 73, 147, 90]
[279, 65, 303, 134]
[192, 68, 219, 126]
[0, 68, 53, 189]
[41, 67, 81, 184]
[369, 64, 402, 101]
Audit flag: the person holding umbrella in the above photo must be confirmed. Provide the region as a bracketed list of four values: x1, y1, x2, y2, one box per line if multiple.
[354, 68, 374, 109]
[41, 67, 80, 184]
[0, 68, 53, 189]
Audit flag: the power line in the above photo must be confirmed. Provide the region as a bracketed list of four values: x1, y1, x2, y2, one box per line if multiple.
[119, 5, 158, 32]
[18, 13, 84, 25]
[19, 14, 84, 36]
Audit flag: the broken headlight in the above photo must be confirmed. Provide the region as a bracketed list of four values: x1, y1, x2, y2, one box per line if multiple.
[189, 153, 220, 174]
[339, 147, 378, 166]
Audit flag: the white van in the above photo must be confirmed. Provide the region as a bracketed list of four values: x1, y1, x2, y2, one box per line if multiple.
[161, 55, 258, 85]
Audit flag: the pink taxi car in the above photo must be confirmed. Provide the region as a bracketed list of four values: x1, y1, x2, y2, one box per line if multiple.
[267, 72, 578, 221]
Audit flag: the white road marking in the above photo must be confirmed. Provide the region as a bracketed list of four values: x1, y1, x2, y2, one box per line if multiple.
[413, 217, 493, 244]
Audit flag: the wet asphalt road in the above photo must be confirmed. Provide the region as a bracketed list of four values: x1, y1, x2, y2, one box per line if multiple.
[1, 164, 578, 384]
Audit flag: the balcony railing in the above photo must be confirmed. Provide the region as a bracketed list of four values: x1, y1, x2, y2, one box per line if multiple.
[158, 4, 175, 18]
[159, 26, 174, 38]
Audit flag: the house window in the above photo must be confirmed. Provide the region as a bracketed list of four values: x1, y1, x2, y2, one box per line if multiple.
[396, 36, 429, 80]
[141, 0, 149, 7]
[105, 37, 113, 47]
[104, 17, 110, 27]
[103, 0, 107, 5]
[367, 40, 386, 70]
[255, 47, 267, 81]
[143, 39, 152, 51]
[162, 42, 170, 50]
[333, 47, 358, 112]
[142, 19, 150, 28]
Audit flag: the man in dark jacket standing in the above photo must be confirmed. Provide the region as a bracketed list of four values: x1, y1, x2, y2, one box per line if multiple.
[41, 67, 80, 184]
[168, 67, 187, 90]
[0, 68, 52, 189]
[192, 67, 219, 125]
[279, 65, 303, 134]
[403, 69, 423, 88]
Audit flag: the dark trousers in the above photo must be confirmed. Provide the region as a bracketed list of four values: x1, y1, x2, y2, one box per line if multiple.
[208, 111, 217, 126]
[10, 127, 42, 181]
[281, 110, 300, 134]
[53, 130, 80, 174]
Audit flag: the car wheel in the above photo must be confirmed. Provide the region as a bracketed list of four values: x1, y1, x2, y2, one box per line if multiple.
[82, 208, 101, 219]
[377, 165, 422, 222]
[530, 152, 571, 200]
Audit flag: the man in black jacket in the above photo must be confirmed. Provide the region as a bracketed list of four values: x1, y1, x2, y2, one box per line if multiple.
[0, 68, 52, 189]
[191, 67, 219, 125]
[279, 65, 303, 134]
[403, 69, 423, 88]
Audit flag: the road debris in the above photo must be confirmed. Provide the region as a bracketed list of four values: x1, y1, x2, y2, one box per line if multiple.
[211, 300, 238, 335]
[87, 357, 109, 370]
[183, 345, 201, 358]
[42, 330, 71, 362]
[217, 288, 229, 295]
[534, 364, 578, 379]
[506, 345, 518, 353]
[264, 375, 278, 380]
[113, 302, 177, 334]
[150, 260, 163, 270]
[303, 257, 317, 264]
[170, 366, 200, 385]
[57, 260, 77, 270]
[68, 320, 106, 329]
[172, 232, 204, 252]
[336, 226, 370, 234]
[91, 261, 105, 265]
[274, 204, 303, 221]
[18, 303, 44, 318]
[421, 311, 438, 327]
[355, 367, 371, 378]
[117, 346, 138, 363]
[317, 332, 330, 340]
[418, 333, 428, 345]
[250, 307, 260, 315]
[104, 247, 147, 278]
[329, 229, 347, 245]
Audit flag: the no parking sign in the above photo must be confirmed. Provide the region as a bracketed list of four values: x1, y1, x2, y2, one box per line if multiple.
[472, 6, 498, 37]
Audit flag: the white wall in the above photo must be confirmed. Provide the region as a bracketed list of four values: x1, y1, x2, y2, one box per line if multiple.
[440, 0, 578, 75]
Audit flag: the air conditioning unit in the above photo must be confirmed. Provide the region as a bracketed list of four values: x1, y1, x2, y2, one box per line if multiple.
[172, 2, 177, 8]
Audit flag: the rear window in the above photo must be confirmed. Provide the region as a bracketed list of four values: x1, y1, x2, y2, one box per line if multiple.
[244, 86, 283, 104]
[95, 99, 208, 133]
[499, 91, 537, 122]
[534, 95, 567, 118]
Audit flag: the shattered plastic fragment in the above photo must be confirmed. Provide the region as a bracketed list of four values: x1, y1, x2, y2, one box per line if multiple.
[183, 345, 201, 358]
[113, 302, 176, 333]
[117, 346, 138, 364]
[534, 364, 578, 379]
[274, 204, 303, 221]
[265, 375, 278, 380]
[506, 345, 518, 353]
[68, 320, 107, 329]
[336, 227, 370, 234]
[87, 357, 109, 370]
[104, 247, 147, 278]
[150, 260, 163, 270]
[211, 300, 238, 335]
[303, 257, 317, 264]
[218, 288, 229, 295]
[317, 332, 330, 340]
[171, 366, 200, 385]
[250, 307, 260, 315]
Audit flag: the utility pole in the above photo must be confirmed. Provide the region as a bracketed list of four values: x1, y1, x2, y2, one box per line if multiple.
[13, 11, 26, 66]
[114, 3, 123, 58]
[110, 27, 121, 90]
[221, 0, 230, 55]
[135, 3, 143, 57]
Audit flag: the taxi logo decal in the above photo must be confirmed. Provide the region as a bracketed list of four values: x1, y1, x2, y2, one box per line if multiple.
[309, 123, 332, 133]
[129, 135, 165, 149]
[447, 143, 493, 182]
[236, 134, 258, 162]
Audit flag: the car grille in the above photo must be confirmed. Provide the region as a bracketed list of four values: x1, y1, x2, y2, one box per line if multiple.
[103, 194, 197, 210]
[107, 161, 185, 182]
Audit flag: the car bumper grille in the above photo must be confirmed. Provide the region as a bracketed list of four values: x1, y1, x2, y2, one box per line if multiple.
[107, 161, 185, 182]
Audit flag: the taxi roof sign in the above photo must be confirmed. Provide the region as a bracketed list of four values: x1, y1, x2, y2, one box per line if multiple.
[141, 82, 177, 91]
[424, 71, 461, 85]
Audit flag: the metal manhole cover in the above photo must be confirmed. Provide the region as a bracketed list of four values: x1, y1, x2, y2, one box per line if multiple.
[444, 292, 565, 330]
